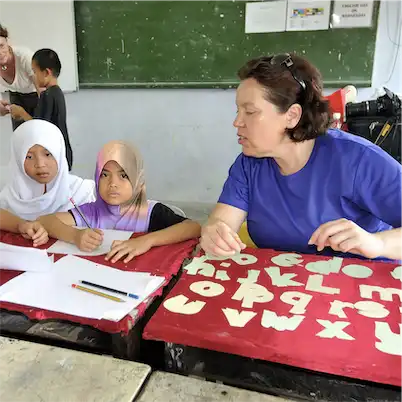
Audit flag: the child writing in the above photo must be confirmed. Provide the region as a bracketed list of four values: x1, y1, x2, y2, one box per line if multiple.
[39, 140, 201, 263]
[9, 48, 73, 170]
[0, 120, 95, 221]
[0, 209, 48, 247]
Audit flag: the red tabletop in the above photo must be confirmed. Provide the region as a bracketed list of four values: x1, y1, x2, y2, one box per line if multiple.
[0, 231, 197, 334]
[144, 248, 402, 386]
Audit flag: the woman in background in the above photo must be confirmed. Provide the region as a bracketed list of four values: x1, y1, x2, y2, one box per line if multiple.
[0, 24, 38, 130]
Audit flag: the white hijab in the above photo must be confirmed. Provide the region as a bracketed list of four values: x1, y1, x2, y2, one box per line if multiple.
[0, 120, 95, 221]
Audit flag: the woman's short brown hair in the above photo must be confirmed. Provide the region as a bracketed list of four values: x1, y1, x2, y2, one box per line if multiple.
[238, 53, 331, 142]
[0, 25, 8, 39]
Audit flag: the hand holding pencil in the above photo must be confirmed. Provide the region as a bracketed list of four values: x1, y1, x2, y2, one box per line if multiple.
[69, 197, 104, 252]
[74, 228, 104, 252]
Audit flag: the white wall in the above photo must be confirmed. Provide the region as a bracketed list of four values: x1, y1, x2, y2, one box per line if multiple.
[0, 1, 401, 203]
[357, 0, 402, 101]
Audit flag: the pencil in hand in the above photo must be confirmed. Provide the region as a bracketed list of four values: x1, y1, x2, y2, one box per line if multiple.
[69, 197, 92, 229]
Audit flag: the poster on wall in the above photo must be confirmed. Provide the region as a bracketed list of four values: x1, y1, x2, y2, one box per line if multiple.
[286, 0, 331, 31]
[245, 1, 288, 33]
[332, 0, 374, 28]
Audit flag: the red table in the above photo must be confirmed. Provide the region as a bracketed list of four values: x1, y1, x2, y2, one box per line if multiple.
[0, 231, 197, 357]
[144, 248, 401, 388]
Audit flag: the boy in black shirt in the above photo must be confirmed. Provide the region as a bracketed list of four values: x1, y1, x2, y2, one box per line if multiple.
[10, 49, 73, 170]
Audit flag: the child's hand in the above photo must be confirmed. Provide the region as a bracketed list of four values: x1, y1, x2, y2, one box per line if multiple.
[74, 228, 103, 252]
[18, 220, 49, 247]
[9, 104, 25, 119]
[105, 237, 153, 263]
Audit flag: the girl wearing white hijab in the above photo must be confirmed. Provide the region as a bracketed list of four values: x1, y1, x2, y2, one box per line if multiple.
[0, 119, 95, 220]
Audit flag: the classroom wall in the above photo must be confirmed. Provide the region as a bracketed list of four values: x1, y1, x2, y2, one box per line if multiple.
[0, 1, 401, 203]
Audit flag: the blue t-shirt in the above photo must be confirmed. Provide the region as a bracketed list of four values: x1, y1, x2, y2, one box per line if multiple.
[218, 129, 401, 257]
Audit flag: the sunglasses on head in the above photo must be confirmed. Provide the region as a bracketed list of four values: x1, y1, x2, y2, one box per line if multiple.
[270, 53, 306, 95]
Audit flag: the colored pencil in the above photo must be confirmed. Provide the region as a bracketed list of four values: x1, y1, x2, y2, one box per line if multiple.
[72, 283, 124, 303]
[80, 280, 139, 299]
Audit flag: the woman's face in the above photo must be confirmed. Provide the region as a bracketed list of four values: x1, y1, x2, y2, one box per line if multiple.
[234, 78, 299, 158]
[24, 144, 58, 184]
[98, 160, 133, 206]
[0, 37, 11, 65]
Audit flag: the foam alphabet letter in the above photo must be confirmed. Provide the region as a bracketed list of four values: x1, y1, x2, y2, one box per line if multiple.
[261, 310, 305, 331]
[232, 282, 274, 308]
[222, 308, 257, 327]
[164, 295, 206, 315]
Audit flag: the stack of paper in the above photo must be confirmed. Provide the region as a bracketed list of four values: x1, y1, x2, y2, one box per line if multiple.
[0, 255, 165, 321]
[0, 242, 54, 272]
[46, 229, 133, 256]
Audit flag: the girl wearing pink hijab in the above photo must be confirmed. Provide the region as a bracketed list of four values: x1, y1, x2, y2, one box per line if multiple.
[40, 140, 201, 263]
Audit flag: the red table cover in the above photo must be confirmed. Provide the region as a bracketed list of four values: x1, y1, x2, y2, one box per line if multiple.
[144, 248, 401, 386]
[0, 231, 197, 334]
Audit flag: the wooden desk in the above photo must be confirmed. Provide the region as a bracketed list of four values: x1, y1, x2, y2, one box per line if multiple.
[144, 248, 402, 401]
[0, 336, 151, 402]
[137, 371, 290, 402]
[0, 231, 196, 359]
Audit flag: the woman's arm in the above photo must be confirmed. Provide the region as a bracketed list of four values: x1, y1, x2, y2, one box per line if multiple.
[311, 145, 402, 260]
[373, 228, 401, 260]
[206, 203, 247, 232]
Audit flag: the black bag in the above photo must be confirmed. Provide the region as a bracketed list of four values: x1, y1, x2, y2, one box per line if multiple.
[346, 116, 401, 163]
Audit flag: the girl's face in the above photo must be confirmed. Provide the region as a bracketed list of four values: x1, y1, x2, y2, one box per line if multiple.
[24, 144, 58, 184]
[98, 160, 133, 205]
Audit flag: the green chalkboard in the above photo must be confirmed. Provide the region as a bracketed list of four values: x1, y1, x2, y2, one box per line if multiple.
[74, 1, 379, 88]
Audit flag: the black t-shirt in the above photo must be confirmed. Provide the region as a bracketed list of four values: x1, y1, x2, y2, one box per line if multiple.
[34, 85, 73, 170]
[148, 203, 187, 232]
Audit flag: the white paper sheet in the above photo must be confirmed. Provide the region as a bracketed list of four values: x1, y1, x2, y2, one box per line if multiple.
[286, 1, 331, 31]
[0, 242, 53, 272]
[245, 1, 287, 33]
[0, 255, 165, 321]
[46, 229, 133, 256]
[331, 0, 373, 28]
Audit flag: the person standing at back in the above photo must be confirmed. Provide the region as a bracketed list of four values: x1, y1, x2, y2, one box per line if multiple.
[0, 24, 39, 130]
[9, 49, 73, 171]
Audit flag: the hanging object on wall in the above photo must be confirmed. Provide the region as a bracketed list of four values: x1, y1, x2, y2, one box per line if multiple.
[332, 0, 374, 28]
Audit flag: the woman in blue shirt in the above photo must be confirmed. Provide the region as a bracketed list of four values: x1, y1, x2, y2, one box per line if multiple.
[200, 54, 401, 261]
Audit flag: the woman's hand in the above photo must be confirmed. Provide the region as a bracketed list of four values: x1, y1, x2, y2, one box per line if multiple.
[309, 219, 384, 259]
[74, 228, 103, 252]
[0, 100, 10, 116]
[18, 220, 49, 247]
[200, 220, 246, 257]
[105, 237, 153, 263]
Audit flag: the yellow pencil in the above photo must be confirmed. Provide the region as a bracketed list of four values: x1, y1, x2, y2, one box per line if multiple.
[72, 283, 125, 303]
